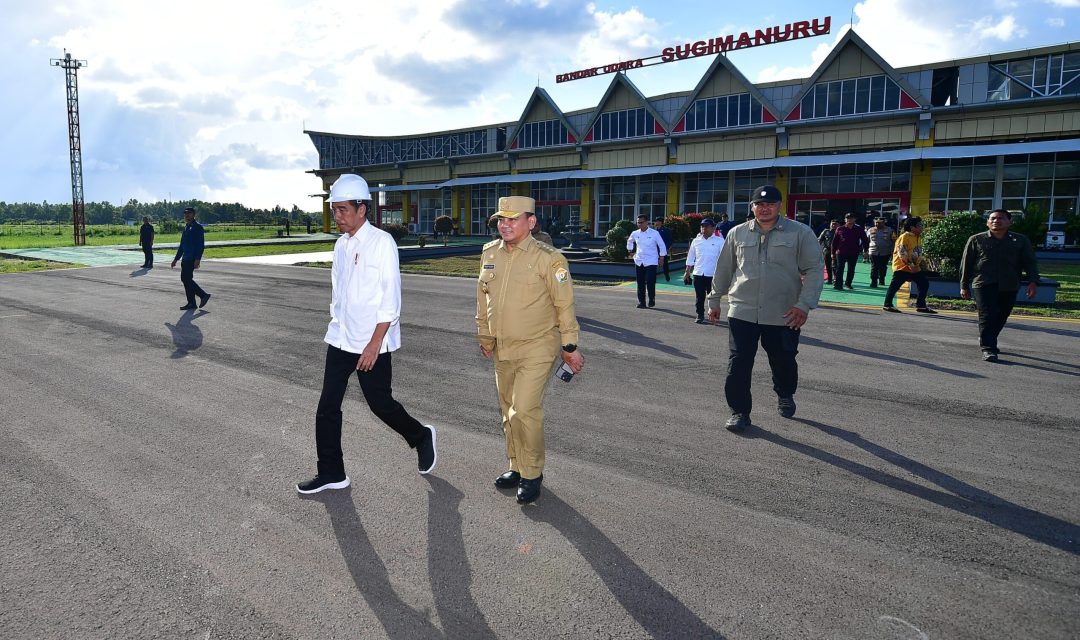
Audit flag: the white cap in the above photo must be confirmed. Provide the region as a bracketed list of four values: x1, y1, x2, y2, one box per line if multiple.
[328, 174, 371, 203]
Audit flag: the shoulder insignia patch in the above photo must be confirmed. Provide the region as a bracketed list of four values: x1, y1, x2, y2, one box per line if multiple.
[554, 267, 569, 283]
[483, 239, 500, 250]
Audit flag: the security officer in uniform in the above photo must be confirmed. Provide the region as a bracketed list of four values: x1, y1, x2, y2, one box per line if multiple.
[476, 196, 583, 504]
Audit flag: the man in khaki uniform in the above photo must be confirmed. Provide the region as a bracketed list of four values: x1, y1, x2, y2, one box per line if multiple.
[476, 196, 584, 504]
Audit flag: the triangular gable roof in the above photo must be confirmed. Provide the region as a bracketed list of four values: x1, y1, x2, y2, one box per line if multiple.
[782, 29, 926, 120]
[506, 87, 581, 150]
[672, 54, 783, 133]
[581, 73, 671, 143]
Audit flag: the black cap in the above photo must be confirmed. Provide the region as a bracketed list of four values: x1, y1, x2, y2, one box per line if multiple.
[701, 218, 716, 226]
[183, 206, 196, 214]
[750, 185, 781, 203]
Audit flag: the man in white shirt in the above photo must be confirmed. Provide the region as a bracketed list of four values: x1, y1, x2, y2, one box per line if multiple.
[684, 218, 725, 324]
[297, 174, 437, 494]
[626, 214, 667, 308]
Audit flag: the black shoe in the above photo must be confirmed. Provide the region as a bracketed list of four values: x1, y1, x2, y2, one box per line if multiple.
[417, 425, 437, 475]
[833, 285, 843, 291]
[516, 475, 543, 504]
[648, 301, 655, 307]
[916, 307, 938, 314]
[199, 293, 211, 308]
[826, 280, 833, 285]
[180, 304, 197, 310]
[695, 317, 706, 324]
[664, 275, 670, 282]
[845, 284, 853, 289]
[869, 283, 878, 288]
[883, 305, 900, 313]
[296, 474, 350, 494]
[777, 396, 796, 418]
[637, 303, 646, 309]
[494, 470, 520, 488]
[725, 413, 750, 432]
[982, 351, 999, 362]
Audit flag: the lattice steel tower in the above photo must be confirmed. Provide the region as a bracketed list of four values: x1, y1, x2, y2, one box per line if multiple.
[50, 51, 88, 245]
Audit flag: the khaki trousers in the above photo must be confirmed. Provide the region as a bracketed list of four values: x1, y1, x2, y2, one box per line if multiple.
[493, 353, 560, 480]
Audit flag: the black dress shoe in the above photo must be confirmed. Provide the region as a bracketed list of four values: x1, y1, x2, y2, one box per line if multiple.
[179, 304, 197, 310]
[516, 475, 543, 504]
[494, 470, 520, 489]
[636, 303, 646, 309]
[199, 293, 211, 308]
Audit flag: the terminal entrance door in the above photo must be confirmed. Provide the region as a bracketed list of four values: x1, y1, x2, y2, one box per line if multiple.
[535, 203, 579, 236]
[790, 193, 908, 232]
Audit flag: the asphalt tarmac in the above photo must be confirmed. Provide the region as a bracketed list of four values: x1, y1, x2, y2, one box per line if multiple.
[1, 261, 1077, 640]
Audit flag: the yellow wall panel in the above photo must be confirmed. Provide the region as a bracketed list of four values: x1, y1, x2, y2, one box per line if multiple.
[589, 146, 666, 169]
[363, 168, 401, 182]
[699, 69, 739, 99]
[975, 119, 994, 138]
[1009, 116, 1028, 136]
[517, 153, 581, 171]
[404, 165, 449, 182]
[910, 159, 932, 216]
[525, 101, 557, 122]
[455, 159, 510, 176]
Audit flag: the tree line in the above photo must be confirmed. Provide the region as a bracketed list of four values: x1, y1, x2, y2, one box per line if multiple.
[0, 200, 319, 226]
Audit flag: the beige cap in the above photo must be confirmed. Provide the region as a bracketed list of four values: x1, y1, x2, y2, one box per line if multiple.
[495, 196, 535, 219]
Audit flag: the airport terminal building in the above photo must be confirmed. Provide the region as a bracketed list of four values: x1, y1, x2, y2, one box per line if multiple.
[305, 30, 1080, 239]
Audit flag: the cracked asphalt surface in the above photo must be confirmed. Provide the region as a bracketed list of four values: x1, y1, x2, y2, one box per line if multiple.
[1, 261, 1078, 639]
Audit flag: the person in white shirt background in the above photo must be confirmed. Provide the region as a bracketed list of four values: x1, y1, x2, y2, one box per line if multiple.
[684, 218, 725, 324]
[297, 174, 437, 495]
[626, 214, 668, 309]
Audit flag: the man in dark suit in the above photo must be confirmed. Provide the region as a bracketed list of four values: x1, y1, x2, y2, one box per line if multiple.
[171, 207, 210, 310]
[139, 217, 155, 268]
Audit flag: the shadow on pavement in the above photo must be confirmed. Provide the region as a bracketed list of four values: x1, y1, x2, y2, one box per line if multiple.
[578, 316, 697, 360]
[997, 355, 1080, 377]
[129, 267, 150, 278]
[164, 309, 208, 359]
[747, 419, 1080, 556]
[800, 335, 984, 379]
[424, 476, 499, 639]
[525, 491, 724, 639]
[299, 488, 446, 639]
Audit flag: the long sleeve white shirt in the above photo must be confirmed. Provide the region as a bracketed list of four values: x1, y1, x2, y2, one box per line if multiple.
[324, 222, 402, 355]
[686, 233, 725, 277]
[627, 227, 667, 266]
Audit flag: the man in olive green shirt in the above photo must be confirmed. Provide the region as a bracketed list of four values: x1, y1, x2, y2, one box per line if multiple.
[959, 209, 1040, 362]
[707, 185, 823, 432]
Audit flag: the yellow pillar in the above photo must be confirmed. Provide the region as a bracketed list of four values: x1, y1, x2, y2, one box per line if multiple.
[401, 192, 412, 227]
[666, 174, 679, 217]
[463, 186, 473, 235]
[321, 179, 332, 232]
[580, 179, 593, 233]
[775, 168, 789, 208]
[451, 187, 461, 235]
[910, 132, 935, 216]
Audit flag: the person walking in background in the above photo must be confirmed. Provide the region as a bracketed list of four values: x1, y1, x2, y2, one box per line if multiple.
[476, 196, 583, 504]
[708, 185, 823, 432]
[531, 225, 555, 246]
[960, 209, 1040, 362]
[139, 216, 155, 268]
[684, 218, 725, 324]
[867, 217, 896, 288]
[882, 216, 936, 314]
[717, 213, 734, 238]
[830, 213, 867, 290]
[818, 219, 838, 285]
[171, 207, 210, 310]
[627, 214, 667, 308]
[653, 217, 674, 282]
[297, 174, 437, 495]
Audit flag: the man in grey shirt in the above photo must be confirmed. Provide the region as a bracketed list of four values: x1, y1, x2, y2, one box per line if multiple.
[707, 185, 824, 432]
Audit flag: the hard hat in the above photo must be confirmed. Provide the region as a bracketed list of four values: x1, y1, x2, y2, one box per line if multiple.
[328, 174, 371, 203]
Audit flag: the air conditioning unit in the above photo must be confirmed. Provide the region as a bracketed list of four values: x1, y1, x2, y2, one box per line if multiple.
[408, 223, 418, 234]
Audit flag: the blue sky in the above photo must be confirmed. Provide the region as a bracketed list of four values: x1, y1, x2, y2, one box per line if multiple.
[1, 0, 1077, 211]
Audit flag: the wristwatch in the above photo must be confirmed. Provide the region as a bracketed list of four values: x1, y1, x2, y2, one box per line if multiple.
[562, 344, 577, 353]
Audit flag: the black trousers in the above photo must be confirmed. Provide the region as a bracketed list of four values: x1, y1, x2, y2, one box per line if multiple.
[725, 317, 800, 415]
[661, 255, 670, 281]
[883, 270, 929, 308]
[833, 253, 859, 287]
[692, 275, 712, 319]
[636, 264, 658, 305]
[973, 285, 1017, 353]
[142, 246, 154, 267]
[869, 255, 889, 285]
[179, 260, 208, 306]
[822, 250, 834, 283]
[315, 345, 427, 479]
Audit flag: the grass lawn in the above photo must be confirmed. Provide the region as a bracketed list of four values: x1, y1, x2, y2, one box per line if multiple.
[298, 254, 619, 286]
[0, 258, 79, 273]
[202, 242, 337, 259]
[0, 224, 283, 250]
[928, 263, 1080, 319]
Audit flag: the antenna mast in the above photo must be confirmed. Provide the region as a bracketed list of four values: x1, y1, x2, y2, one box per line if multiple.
[50, 51, 88, 246]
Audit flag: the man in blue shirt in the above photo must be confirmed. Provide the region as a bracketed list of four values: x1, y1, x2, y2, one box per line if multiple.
[171, 207, 210, 310]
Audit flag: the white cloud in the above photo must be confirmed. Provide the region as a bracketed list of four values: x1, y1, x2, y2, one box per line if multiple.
[1046, 0, 1079, 7]
[1046, 17, 1067, 26]
[970, 14, 1028, 40]
[575, 5, 663, 67]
